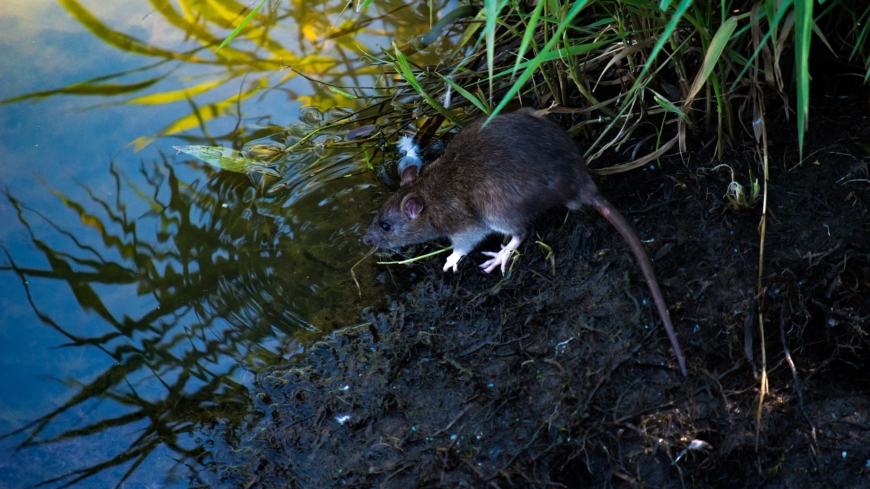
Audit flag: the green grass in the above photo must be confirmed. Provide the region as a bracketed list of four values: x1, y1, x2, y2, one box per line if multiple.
[366, 0, 869, 164]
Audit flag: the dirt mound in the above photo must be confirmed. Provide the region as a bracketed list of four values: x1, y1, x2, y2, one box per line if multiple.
[207, 97, 870, 488]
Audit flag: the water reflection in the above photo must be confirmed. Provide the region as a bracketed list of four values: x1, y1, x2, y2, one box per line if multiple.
[4, 0, 455, 148]
[1, 146, 382, 486]
[0, 0, 468, 485]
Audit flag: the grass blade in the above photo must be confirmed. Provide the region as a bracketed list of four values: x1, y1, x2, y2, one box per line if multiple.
[793, 0, 813, 159]
[653, 91, 688, 122]
[635, 0, 693, 83]
[728, 0, 793, 93]
[489, 0, 591, 122]
[437, 74, 490, 114]
[485, 0, 509, 104]
[392, 43, 463, 125]
[511, 0, 546, 78]
[685, 16, 738, 107]
[329, 86, 358, 99]
[214, 0, 267, 54]
[847, 5, 870, 63]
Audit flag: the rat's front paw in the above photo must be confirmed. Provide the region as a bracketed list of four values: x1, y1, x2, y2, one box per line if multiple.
[443, 251, 464, 273]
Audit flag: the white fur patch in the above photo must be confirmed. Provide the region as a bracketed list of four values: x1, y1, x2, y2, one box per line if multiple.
[398, 136, 419, 159]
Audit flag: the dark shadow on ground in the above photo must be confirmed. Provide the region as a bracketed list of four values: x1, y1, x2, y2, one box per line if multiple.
[206, 92, 870, 488]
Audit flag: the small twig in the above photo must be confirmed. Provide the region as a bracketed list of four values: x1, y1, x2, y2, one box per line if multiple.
[489, 424, 545, 480]
[458, 334, 531, 357]
[779, 317, 818, 444]
[350, 250, 375, 298]
[754, 89, 770, 449]
[786, 144, 837, 172]
[809, 299, 870, 323]
[589, 134, 679, 175]
[376, 246, 452, 265]
[431, 404, 474, 437]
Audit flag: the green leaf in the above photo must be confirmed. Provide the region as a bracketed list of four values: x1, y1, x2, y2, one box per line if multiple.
[329, 86, 357, 99]
[174, 145, 280, 175]
[391, 42, 423, 92]
[214, 0, 267, 54]
[490, 0, 591, 122]
[810, 19, 835, 55]
[437, 74, 490, 114]
[847, 5, 870, 63]
[511, 0, 546, 78]
[392, 43, 463, 125]
[794, 0, 814, 159]
[685, 16, 738, 107]
[728, 0, 793, 93]
[485, 0, 509, 102]
[635, 0, 693, 83]
[653, 91, 688, 121]
[504, 39, 611, 71]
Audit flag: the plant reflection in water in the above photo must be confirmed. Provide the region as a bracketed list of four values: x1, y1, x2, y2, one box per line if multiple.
[1, 116, 383, 485]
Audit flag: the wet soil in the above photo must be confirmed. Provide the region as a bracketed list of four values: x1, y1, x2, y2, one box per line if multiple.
[208, 95, 870, 488]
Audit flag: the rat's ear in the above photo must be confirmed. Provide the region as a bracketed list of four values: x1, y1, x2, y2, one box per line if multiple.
[401, 195, 424, 220]
[400, 165, 419, 185]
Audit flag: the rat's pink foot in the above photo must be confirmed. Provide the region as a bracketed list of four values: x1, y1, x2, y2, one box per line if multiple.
[443, 251, 464, 273]
[480, 248, 512, 274]
[479, 235, 523, 275]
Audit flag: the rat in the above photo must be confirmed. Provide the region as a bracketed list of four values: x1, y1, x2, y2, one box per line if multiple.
[363, 108, 687, 376]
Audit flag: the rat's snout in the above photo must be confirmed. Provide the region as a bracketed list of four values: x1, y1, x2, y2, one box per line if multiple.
[363, 225, 378, 246]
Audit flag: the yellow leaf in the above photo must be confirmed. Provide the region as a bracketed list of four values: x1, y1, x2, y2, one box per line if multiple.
[158, 76, 271, 136]
[302, 24, 320, 43]
[126, 78, 226, 105]
[129, 136, 156, 152]
[80, 214, 104, 233]
[296, 92, 353, 110]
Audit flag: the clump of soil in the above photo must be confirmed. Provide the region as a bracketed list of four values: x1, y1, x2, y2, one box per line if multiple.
[207, 96, 870, 488]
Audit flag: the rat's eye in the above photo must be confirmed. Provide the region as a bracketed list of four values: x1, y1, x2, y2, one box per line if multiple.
[380, 222, 391, 232]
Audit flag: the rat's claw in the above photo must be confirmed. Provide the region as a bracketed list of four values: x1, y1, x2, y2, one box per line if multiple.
[443, 251, 463, 273]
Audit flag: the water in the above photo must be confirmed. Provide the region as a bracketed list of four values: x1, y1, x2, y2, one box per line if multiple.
[0, 1, 461, 486]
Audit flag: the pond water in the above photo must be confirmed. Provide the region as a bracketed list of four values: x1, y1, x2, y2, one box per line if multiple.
[0, 1, 462, 486]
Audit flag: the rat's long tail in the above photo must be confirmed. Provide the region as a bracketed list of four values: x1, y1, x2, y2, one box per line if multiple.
[590, 194, 687, 376]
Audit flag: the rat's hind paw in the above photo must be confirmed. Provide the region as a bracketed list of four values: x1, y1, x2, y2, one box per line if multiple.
[480, 248, 512, 275]
[480, 235, 523, 275]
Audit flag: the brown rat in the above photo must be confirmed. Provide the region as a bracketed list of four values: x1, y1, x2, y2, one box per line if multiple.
[363, 109, 687, 376]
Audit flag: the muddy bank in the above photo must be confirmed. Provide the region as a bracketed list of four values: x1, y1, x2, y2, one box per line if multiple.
[207, 97, 870, 488]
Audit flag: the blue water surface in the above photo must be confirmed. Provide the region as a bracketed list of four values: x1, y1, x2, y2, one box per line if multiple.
[0, 1, 454, 486]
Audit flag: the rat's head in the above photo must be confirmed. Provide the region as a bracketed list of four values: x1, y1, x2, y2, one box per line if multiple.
[363, 190, 434, 250]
